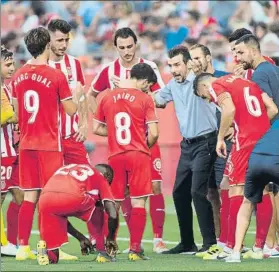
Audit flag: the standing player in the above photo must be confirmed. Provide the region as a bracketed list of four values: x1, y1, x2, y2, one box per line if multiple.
[47, 19, 90, 259]
[193, 73, 278, 260]
[37, 164, 118, 265]
[93, 63, 159, 260]
[12, 27, 81, 260]
[189, 44, 231, 246]
[1, 46, 23, 257]
[88, 27, 167, 253]
[235, 34, 279, 256]
[227, 28, 275, 79]
[47, 19, 89, 165]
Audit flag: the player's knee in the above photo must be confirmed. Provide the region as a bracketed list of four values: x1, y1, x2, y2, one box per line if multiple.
[152, 181, 161, 194]
[229, 185, 244, 197]
[131, 197, 147, 208]
[220, 176, 230, 190]
[24, 190, 40, 203]
[10, 188, 24, 205]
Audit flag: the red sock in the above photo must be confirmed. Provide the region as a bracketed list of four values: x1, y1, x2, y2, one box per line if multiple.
[226, 195, 243, 249]
[255, 194, 273, 248]
[89, 207, 105, 251]
[7, 201, 20, 245]
[129, 207, 146, 253]
[121, 197, 132, 233]
[219, 190, 230, 244]
[18, 201, 36, 246]
[149, 194, 165, 239]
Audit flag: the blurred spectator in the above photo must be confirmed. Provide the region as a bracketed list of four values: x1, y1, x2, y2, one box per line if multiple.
[184, 10, 203, 39]
[165, 11, 189, 50]
[68, 20, 87, 57]
[254, 21, 279, 57]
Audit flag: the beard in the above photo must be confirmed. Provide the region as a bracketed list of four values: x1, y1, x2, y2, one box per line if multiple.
[241, 61, 252, 70]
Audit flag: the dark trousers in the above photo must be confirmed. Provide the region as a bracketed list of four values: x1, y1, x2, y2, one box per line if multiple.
[173, 134, 217, 248]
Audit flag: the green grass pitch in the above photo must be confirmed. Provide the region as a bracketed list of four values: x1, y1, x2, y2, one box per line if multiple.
[1, 196, 279, 271]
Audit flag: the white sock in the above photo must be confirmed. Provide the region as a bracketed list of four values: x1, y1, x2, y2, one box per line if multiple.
[153, 238, 162, 245]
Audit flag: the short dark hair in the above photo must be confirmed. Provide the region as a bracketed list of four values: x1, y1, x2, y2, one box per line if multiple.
[235, 34, 261, 51]
[130, 63, 157, 84]
[183, 37, 198, 48]
[114, 27, 137, 46]
[193, 72, 213, 96]
[168, 45, 191, 64]
[24, 27, 50, 59]
[1, 45, 13, 61]
[190, 44, 211, 57]
[47, 19, 72, 34]
[228, 28, 252, 43]
[95, 164, 114, 185]
[188, 10, 200, 21]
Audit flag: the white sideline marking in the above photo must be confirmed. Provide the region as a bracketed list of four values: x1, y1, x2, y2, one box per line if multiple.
[5, 229, 255, 247]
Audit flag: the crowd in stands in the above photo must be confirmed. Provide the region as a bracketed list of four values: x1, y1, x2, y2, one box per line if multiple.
[1, 0, 279, 80]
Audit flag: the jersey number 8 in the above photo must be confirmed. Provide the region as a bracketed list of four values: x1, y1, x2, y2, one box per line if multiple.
[24, 90, 39, 124]
[115, 112, 131, 145]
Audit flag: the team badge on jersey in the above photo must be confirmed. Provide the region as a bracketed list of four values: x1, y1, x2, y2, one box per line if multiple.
[153, 158, 162, 172]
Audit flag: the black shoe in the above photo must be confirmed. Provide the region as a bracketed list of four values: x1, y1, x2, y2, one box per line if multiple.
[162, 243, 198, 255]
[195, 245, 212, 257]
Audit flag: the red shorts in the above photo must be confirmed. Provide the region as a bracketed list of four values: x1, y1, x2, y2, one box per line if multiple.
[19, 150, 63, 190]
[39, 192, 96, 249]
[62, 136, 90, 165]
[224, 145, 255, 186]
[1, 156, 19, 193]
[109, 151, 152, 201]
[150, 143, 162, 182]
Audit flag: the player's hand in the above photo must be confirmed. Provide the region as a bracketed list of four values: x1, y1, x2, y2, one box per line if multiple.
[224, 127, 235, 142]
[216, 139, 227, 159]
[105, 239, 118, 258]
[233, 64, 245, 78]
[74, 125, 88, 142]
[111, 75, 121, 88]
[80, 237, 95, 255]
[187, 60, 202, 75]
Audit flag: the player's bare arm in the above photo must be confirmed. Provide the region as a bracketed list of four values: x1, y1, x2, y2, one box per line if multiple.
[216, 93, 236, 158]
[73, 82, 88, 142]
[92, 120, 108, 137]
[87, 86, 99, 114]
[261, 92, 278, 120]
[147, 122, 159, 148]
[67, 221, 94, 255]
[62, 85, 84, 116]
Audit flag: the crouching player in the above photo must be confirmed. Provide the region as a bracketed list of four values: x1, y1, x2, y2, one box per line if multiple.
[37, 164, 118, 265]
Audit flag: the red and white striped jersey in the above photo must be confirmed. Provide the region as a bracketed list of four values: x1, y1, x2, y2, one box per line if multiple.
[91, 58, 165, 93]
[1, 84, 17, 158]
[48, 54, 85, 138]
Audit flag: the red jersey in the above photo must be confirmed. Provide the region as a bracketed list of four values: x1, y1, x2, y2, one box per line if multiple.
[210, 75, 270, 150]
[94, 88, 158, 158]
[48, 54, 85, 138]
[43, 164, 114, 202]
[12, 64, 72, 151]
[91, 58, 165, 93]
[1, 84, 17, 158]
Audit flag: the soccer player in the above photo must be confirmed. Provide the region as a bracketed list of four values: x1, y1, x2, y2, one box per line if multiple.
[37, 163, 118, 265]
[12, 27, 82, 260]
[193, 73, 278, 260]
[47, 19, 89, 165]
[234, 34, 279, 259]
[93, 63, 159, 260]
[88, 27, 167, 253]
[228, 124, 279, 262]
[227, 28, 275, 79]
[47, 19, 90, 259]
[189, 44, 231, 245]
[1, 46, 23, 257]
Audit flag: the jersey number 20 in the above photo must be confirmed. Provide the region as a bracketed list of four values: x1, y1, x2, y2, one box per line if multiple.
[244, 87, 262, 117]
[115, 112, 131, 145]
[24, 90, 39, 124]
